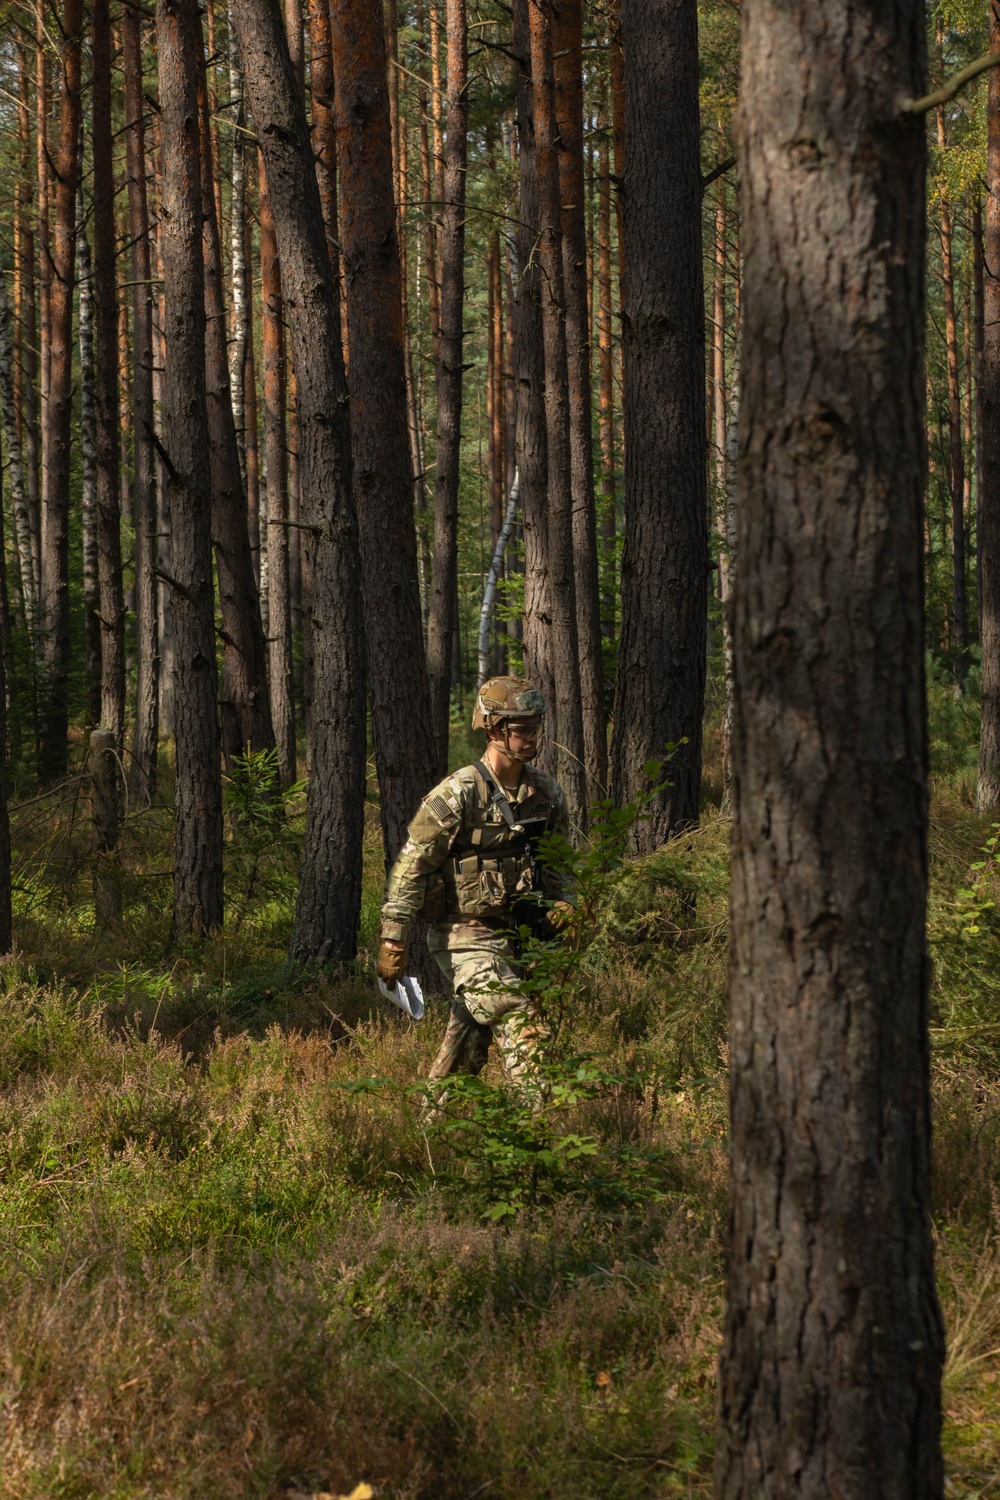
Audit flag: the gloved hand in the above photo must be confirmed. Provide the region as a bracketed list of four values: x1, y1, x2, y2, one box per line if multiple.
[376, 938, 407, 985]
[546, 900, 574, 936]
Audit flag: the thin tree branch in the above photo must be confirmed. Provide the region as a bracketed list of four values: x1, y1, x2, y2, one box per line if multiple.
[702, 154, 736, 190]
[901, 51, 1000, 115]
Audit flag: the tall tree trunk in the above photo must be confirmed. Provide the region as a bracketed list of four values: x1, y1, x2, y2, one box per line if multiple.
[244, 207, 262, 584]
[93, 0, 126, 746]
[715, 0, 944, 1485]
[611, 0, 707, 846]
[197, 38, 276, 767]
[417, 1, 441, 360]
[124, 3, 159, 807]
[980, 11, 1000, 812]
[309, 0, 339, 278]
[713, 169, 728, 597]
[259, 153, 296, 787]
[157, 0, 224, 937]
[78, 214, 101, 724]
[511, 0, 555, 775]
[974, 197, 985, 635]
[597, 91, 616, 651]
[17, 30, 40, 582]
[0, 582, 12, 952]
[233, 0, 367, 964]
[38, 0, 83, 782]
[36, 4, 50, 551]
[527, 0, 586, 826]
[229, 32, 249, 487]
[553, 0, 606, 800]
[330, 0, 437, 862]
[425, 0, 468, 767]
[937, 104, 968, 678]
[0, 277, 40, 652]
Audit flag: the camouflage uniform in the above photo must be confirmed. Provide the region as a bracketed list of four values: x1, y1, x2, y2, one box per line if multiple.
[381, 761, 570, 1092]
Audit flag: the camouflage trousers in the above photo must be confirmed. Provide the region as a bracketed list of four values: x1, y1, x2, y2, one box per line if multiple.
[426, 921, 546, 1095]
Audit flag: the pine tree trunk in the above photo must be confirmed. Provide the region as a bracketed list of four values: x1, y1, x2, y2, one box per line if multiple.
[611, 0, 707, 846]
[0, 277, 40, 652]
[527, 0, 586, 827]
[38, 0, 83, 782]
[78, 215, 102, 724]
[713, 171, 728, 597]
[424, 0, 468, 766]
[197, 40, 276, 768]
[330, 0, 437, 863]
[553, 0, 606, 801]
[715, 0, 944, 1482]
[597, 92, 616, 650]
[233, 0, 367, 964]
[511, 0, 555, 776]
[258, 152, 296, 787]
[229, 33, 249, 487]
[156, 0, 224, 937]
[16, 30, 40, 588]
[938, 104, 968, 678]
[244, 208, 262, 584]
[0, 602, 12, 951]
[124, 2, 159, 807]
[974, 197, 985, 635]
[93, 0, 126, 747]
[36, 5, 50, 556]
[979, 13, 1000, 812]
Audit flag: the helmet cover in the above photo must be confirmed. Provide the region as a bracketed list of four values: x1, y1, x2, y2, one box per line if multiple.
[472, 676, 547, 731]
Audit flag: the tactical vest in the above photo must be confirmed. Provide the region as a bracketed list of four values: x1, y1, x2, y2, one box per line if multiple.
[422, 762, 556, 926]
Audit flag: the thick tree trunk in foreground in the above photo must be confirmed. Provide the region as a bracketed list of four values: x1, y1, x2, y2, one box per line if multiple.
[553, 0, 606, 800]
[38, 0, 83, 781]
[233, 0, 367, 964]
[93, 0, 126, 748]
[124, 3, 159, 807]
[330, 0, 436, 863]
[196, 41, 275, 768]
[157, 0, 224, 937]
[512, 0, 556, 777]
[979, 15, 1000, 812]
[611, 0, 706, 846]
[258, 155, 296, 788]
[715, 0, 944, 1485]
[425, 0, 468, 768]
[528, 0, 586, 827]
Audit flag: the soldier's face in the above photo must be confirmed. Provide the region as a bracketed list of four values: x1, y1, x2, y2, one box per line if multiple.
[502, 718, 541, 759]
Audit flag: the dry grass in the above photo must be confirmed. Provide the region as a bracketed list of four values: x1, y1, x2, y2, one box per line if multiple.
[1, 752, 1000, 1495]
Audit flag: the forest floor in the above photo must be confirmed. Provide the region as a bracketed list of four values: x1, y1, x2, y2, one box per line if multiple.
[1, 704, 1000, 1498]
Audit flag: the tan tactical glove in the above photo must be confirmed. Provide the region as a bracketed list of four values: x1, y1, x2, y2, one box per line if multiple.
[376, 938, 407, 985]
[546, 900, 574, 936]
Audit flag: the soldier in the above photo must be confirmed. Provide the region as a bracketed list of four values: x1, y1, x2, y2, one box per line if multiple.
[376, 676, 573, 1095]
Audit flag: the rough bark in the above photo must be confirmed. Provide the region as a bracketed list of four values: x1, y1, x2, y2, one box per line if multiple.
[258, 152, 296, 787]
[0, 612, 12, 952]
[553, 0, 606, 800]
[309, 0, 340, 281]
[511, 0, 555, 776]
[38, 0, 83, 781]
[980, 13, 1000, 812]
[229, 31, 249, 487]
[36, 4, 50, 545]
[156, 0, 225, 937]
[527, 0, 586, 827]
[611, 0, 707, 846]
[330, 0, 437, 862]
[93, 0, 126, 747]
[124, 2, 159, 807]
[233, 0, 367, 964]
[90, 726, 122, 926]
[425, 0, 468, 768]
[196, 38, 276, 768]
[715, 0, 944, 1485]
[974, 197, 985, 634]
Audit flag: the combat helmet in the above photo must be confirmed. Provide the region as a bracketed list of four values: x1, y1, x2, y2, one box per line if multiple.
[472, 675, 547, 732]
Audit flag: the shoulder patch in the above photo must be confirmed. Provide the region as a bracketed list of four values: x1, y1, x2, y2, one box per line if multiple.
[426, 794, 456, 824]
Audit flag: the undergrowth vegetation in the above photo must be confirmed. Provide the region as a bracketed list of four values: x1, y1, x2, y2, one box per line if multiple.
[0, 702, 999, 1497]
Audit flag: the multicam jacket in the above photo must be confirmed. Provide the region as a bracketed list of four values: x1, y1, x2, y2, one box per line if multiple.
[380, 762, 570, 943]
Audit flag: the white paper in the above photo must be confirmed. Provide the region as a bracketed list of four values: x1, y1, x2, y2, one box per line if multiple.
[378, 974, 425, 1020]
